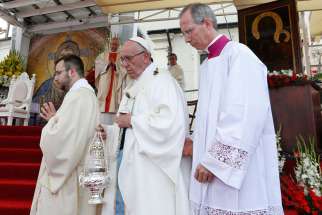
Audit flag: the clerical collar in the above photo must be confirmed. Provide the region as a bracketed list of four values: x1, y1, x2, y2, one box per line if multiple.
[206, 34, 222, 52]
[136, 62, 157, 82]
[69, 78, 93, 92]
[207, 35, 230, 59]
[124, 63, 157, 100]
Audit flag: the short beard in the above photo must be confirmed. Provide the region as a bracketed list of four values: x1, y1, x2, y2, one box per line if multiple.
[61, 75, 72, 91]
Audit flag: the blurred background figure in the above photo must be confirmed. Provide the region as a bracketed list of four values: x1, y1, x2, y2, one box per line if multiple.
[168, 53, 185, 90]
[95, 36, 129, 125]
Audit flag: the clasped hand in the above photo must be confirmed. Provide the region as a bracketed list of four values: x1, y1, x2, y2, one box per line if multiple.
[115, 113, 131, 128]
[40, 102, 56, 121]
[194, 164, 215, 183]
[95, 113, 131, 142]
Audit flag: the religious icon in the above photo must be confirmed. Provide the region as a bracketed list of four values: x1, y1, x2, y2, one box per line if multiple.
[238, 0, 302, 73]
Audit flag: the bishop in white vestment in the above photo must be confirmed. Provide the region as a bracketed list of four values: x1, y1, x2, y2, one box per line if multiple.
[180, 4, 283, 215]
[30, 56, 100, 215]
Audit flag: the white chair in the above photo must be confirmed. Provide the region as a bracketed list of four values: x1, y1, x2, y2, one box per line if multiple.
[0, 72, 36, 126]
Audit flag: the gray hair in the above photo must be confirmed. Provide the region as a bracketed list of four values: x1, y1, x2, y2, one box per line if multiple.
[180, 3, 217, 29]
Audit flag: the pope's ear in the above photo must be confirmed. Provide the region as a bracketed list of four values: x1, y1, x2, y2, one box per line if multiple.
[143, 52, 150, 63]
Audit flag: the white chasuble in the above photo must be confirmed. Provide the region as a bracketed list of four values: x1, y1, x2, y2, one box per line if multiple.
[190, 40, 283, 214]
[30, 79, 100, 215]
[114, 63, 190, 215]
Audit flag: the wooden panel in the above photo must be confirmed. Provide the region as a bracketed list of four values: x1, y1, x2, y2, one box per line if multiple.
[312, 86, 322, 150]
[269, 83, 321, 153]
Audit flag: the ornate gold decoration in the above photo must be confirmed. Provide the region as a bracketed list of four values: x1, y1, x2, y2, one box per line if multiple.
[251, 11, 290, 43]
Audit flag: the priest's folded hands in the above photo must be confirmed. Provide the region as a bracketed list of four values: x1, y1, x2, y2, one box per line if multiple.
[194, 164, 215, 183]
[39, 101, 56, 121]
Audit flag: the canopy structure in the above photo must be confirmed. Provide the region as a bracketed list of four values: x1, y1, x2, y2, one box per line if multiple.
[96, 0, 322, 36]
[0, 0, 106, 35]
[0, 0, 320, 36]
[97, 0, 232, 14]
[96, 0, 322, 13]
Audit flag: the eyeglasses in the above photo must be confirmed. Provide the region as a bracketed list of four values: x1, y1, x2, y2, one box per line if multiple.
[54, 69, 66, 76]
[182, 26, 196, 37]
[120, 51, 145, 64]
[181, 20, 204, 37]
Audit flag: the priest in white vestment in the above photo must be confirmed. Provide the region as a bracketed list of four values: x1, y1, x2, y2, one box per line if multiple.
[180, 4, 283, 215]
[95, 37, 128, 124]
[101, 37, 190, 215]
[30, 55, 99, 215]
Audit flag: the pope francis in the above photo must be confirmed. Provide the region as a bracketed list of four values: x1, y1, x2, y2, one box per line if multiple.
[101, 37, 190, 215]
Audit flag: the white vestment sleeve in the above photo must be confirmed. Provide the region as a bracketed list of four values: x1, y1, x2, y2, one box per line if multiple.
[40, 89, 98, 193]
[95, 53, 108, 80]
[201, 47, 270, 189]
[131, 77, 186, 184]
[101, 124, 121, 214]
[102, 124, 121, 165]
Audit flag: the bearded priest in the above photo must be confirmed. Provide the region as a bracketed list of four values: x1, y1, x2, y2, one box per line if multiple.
[30, 55, 100, 215]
